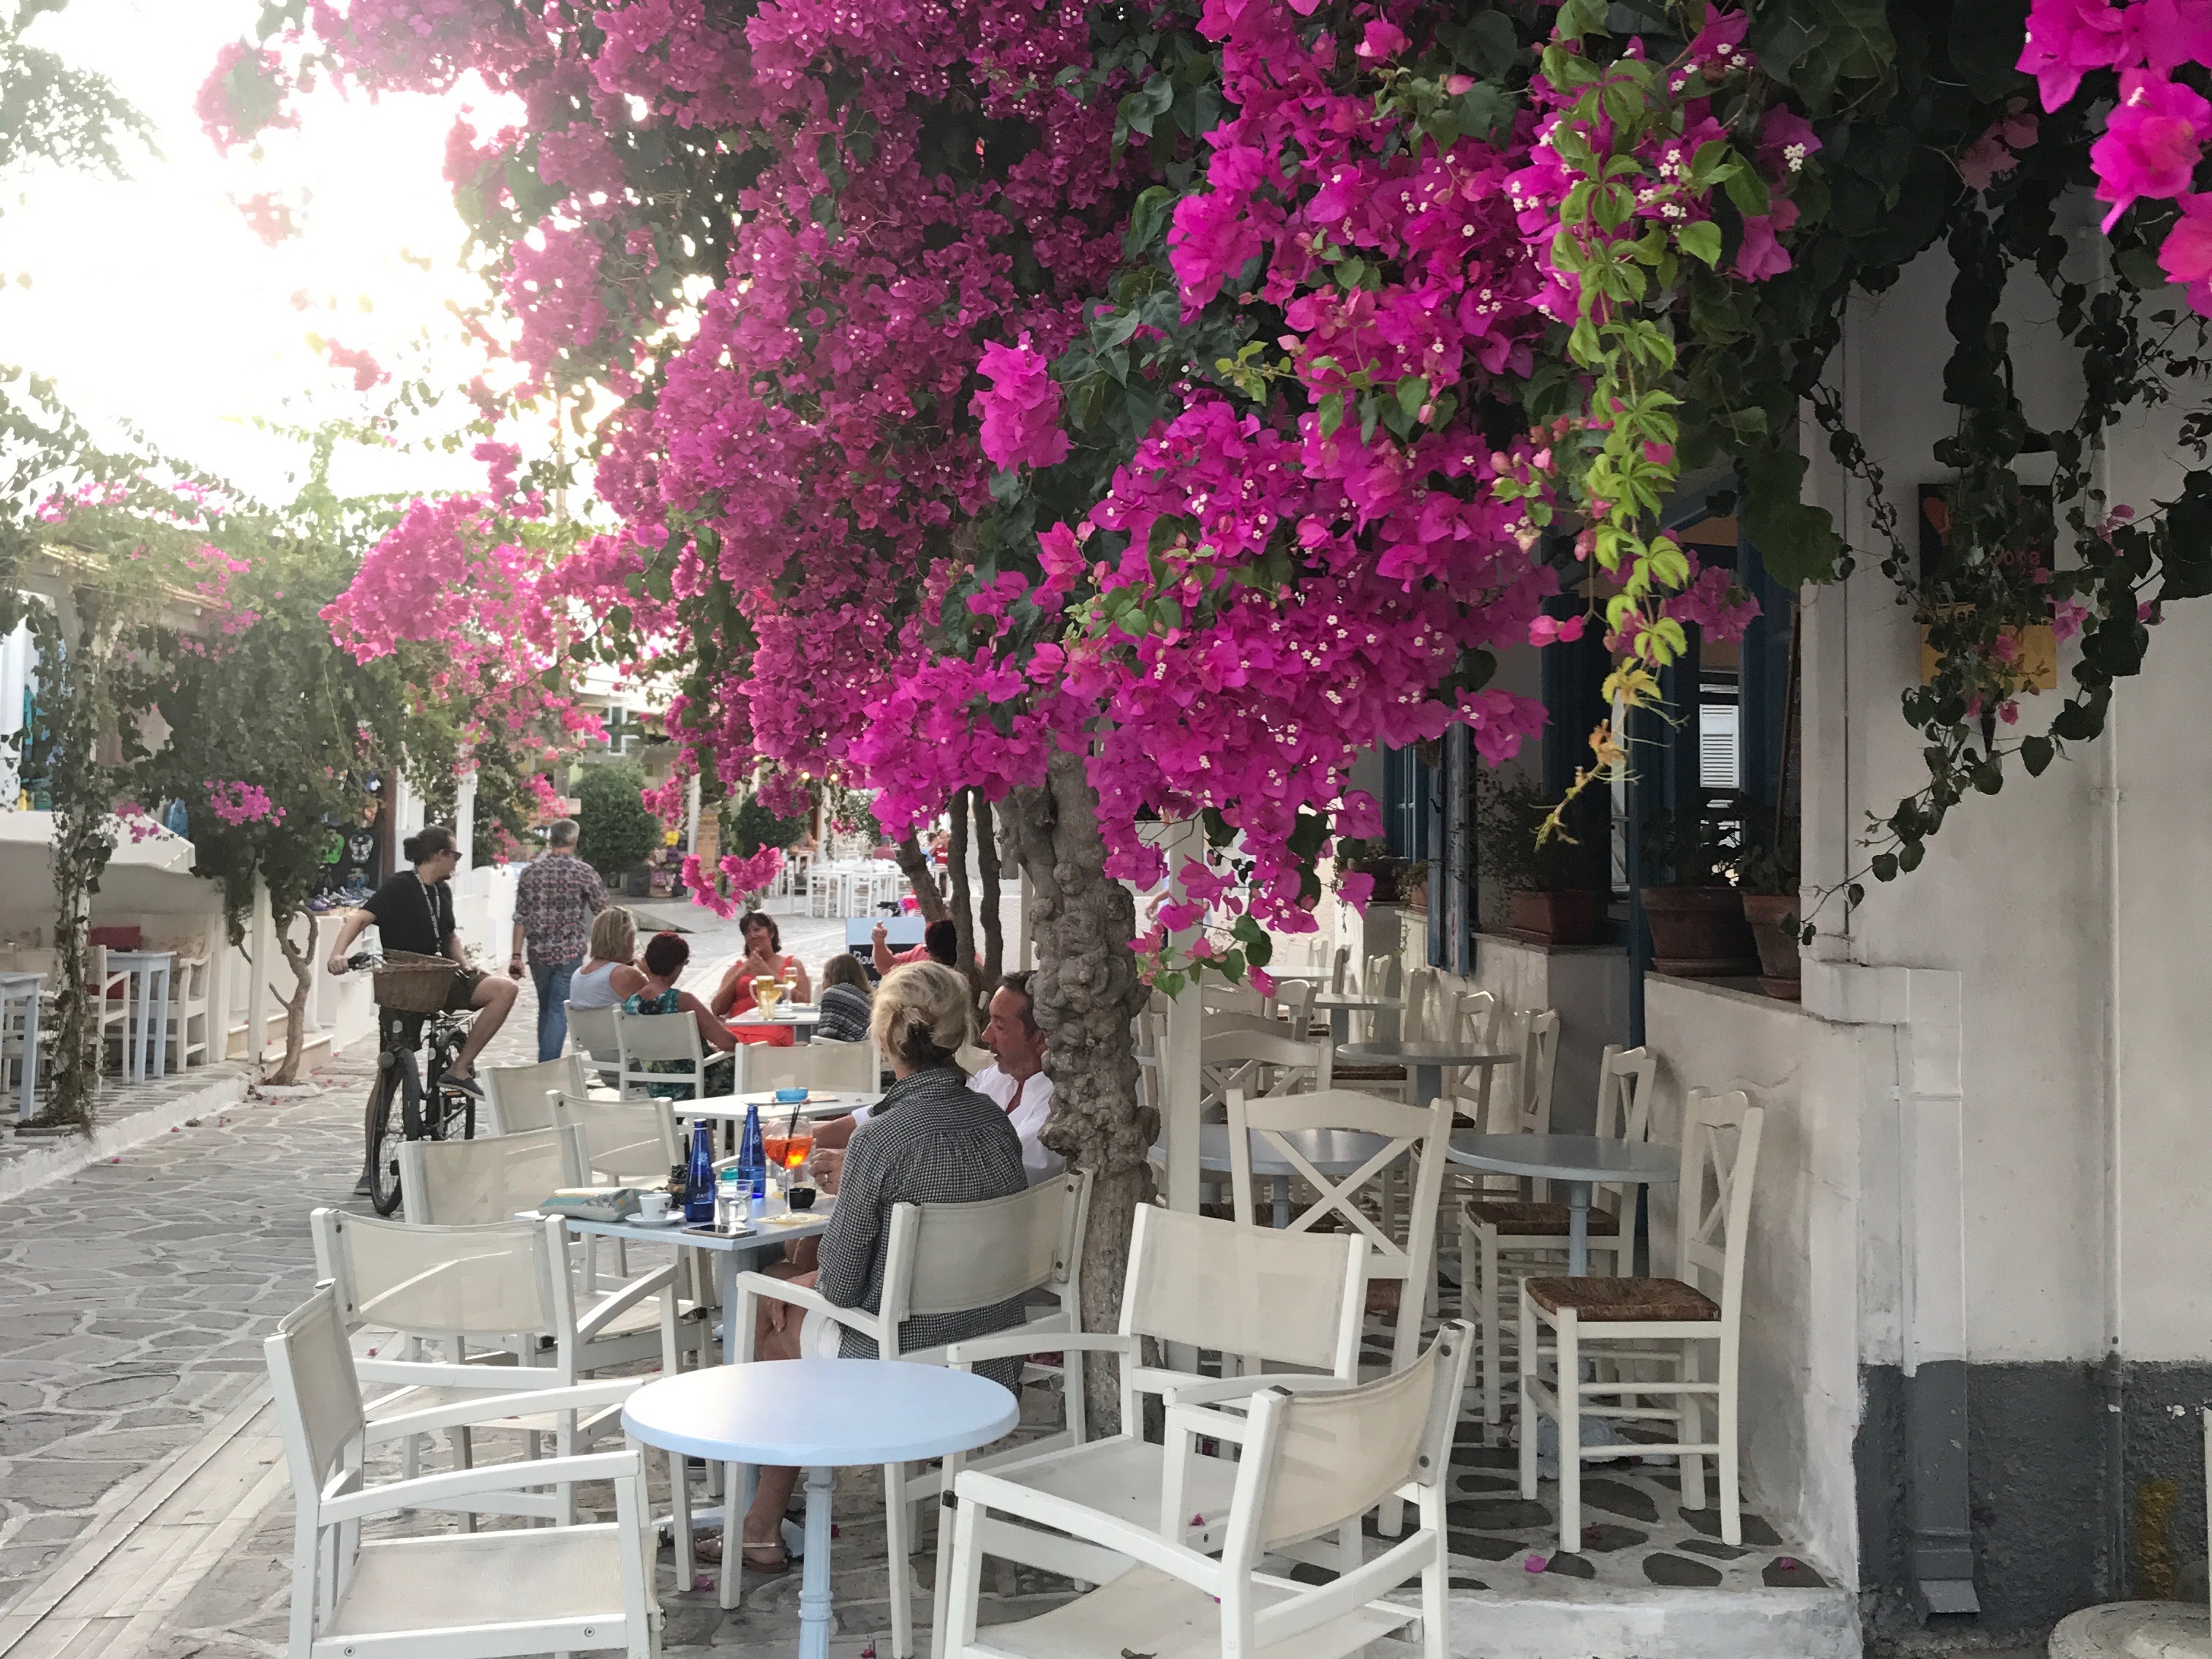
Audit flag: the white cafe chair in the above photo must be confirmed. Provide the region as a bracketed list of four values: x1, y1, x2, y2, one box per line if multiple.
[1461, 1042, 1655, 1422]
[936, 1203, 1369, 1641]
[1519, 1089, 1765, 1548]
[481, 1053, 592, 1134]
[613, 1007, 722, 1101]
[938, 1320, 1472, 1659]
[310, 1208, 693, 1575]
[735, 1037, 879, 1096]
[263, 1284, 661, 1659]
[732, 1171, 1094, 1655]
[565, 1002, 626, 1093]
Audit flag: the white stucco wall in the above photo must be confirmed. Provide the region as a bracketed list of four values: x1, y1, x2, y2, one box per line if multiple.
[1642, 976, 1872, 1585]
[1798, 236, 2212, 1374]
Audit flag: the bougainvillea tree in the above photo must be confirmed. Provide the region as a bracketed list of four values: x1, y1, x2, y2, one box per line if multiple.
[226, 0, 2212, 1396]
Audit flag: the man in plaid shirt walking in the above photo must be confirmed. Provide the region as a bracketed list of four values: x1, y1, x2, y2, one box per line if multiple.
[508, 819, 609, 1061]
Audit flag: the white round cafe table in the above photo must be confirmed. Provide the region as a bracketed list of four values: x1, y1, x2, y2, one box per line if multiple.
[1336, 1038, 1514, 1111]
[1156, 1124, 1401, 1227]
[1447, 1132, 1680, 1275]
[622, 1359, 1018, 1639]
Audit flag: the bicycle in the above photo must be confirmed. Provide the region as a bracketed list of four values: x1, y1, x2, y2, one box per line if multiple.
[346, 952, 478, 1216]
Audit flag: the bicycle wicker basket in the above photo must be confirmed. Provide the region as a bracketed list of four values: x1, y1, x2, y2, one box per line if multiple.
[372, 951, 459, 1015]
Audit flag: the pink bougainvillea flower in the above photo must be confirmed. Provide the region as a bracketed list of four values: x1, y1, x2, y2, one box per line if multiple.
[2094, 69, 2212, 229]
[973, 336, 1071, 473]
[1355, 20, 1408, 61]
[1527, 613, 1587, 647]
[1960, 110, 2040, 189]
[2159, 192, 2212, 309]
[2051, 598, 2090, 643]
[2019, 0, 2134, 111]
[2140, 0, 2212, 72]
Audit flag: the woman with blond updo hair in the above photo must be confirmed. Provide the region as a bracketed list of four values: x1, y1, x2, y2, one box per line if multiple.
[731, 960, 1027, 1572]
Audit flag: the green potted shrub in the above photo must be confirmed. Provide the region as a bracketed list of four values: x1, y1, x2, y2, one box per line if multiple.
[1477, 773, 1606, 947]
[1639, 797, 1758, 977]
[1734, 807, 1802, 1001]
[1331, 837, 1410, 906]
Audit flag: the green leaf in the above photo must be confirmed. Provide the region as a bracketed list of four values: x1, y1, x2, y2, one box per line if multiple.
[1396, 375, 1429, 421]
[1676, 219, 1723, 268]
[1125, 184, 1178, 255]
[2020, 734, 2055, 776]
[1870, 851, 1897, 882]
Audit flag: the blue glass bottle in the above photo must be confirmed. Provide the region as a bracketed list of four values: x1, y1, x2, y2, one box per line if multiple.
[739, 1103, 767, 1204]
[685, 1118, 715, 1226]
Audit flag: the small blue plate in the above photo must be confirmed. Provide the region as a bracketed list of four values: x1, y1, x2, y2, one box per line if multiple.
[773, 1087, 808, 1103]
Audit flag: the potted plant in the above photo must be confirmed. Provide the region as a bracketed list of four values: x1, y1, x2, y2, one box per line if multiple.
[1639, 798, 1758, 977]
[1331, 838, 1410, 906]
[1735, 808, 1802, 1001]
[1477, 773, 1606, 947]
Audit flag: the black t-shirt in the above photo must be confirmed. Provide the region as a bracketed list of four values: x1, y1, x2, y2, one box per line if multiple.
[361, 872, 456, 958]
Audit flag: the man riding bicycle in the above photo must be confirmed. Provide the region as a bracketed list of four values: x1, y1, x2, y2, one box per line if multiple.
[324, 823, 519, 1195]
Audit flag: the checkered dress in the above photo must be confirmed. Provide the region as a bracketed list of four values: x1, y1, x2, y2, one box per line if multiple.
[816, 1064, 1028, 1385]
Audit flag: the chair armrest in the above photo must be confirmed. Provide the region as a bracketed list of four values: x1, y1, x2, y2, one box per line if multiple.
[953, 1467, 1223, 1589]
[320, 1449, 641, 1524]
[1159, 1372, 1358, 1410]
[1163, 1399, 1268, 1447]
[944, 1331, 1135, 1369]
[732, 1271, 885, 1344]
[364, 1376, 644, 1443]
[576, 1262, 680, 1339]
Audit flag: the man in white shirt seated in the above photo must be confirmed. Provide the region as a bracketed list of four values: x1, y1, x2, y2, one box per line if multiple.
[812, 971, 1063, 1186]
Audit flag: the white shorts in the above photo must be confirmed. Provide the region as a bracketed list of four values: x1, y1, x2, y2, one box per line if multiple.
[798, 1309, 842, 1360]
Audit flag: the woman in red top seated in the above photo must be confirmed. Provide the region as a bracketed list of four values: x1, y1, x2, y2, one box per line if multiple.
[710, 911, 813, 1017]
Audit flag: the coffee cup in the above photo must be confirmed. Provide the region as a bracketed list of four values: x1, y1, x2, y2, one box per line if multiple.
[636, 1191, 672, 1222]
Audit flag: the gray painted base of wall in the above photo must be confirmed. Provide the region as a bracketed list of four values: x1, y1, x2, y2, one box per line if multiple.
[1859, 1361, 2212, 1649]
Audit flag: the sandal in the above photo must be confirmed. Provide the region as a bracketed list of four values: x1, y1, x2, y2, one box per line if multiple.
[691, 1534, 794, 1574]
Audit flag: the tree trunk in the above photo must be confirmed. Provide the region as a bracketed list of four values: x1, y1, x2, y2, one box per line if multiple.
[976, 790, 1004, 991]
[892, 835, 949, 924]
[38, 597, 120, 1134]
[1004, 748, 1152, 1434]
[269, 913, 319, 1086]
[947, 789, 979, 1007]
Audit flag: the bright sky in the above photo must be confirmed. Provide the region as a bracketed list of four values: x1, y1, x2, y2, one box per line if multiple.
[0, 0, 511, 505]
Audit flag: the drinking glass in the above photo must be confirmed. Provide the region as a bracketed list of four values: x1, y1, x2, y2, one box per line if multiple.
[782, 1130, 813, 1173]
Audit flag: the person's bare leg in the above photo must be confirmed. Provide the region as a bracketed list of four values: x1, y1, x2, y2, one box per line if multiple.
[742, 1291, 809, 1560]
[451, 975, 518, 1077]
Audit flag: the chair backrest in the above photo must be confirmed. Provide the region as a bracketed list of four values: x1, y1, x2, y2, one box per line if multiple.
[1273, 978, 1318, 1033]
[1226, 1321, 1470, 1563]
[554, 1093, 681, 1185]
[1673, 1090, 1764, 1322]
[1590, 1045, 1658, 1224]
[1402, 965, 1440, 1039]
[312, 1208, 567, 1345]
[885, 1170, 1094, 1336]
[1200, 1028, 1332, 1112]
[481, 1053, 587, 1134]
[1330, 945, 1350, 993]
[615, 1007, 705, 1099]
[1119, 1203, 1366, 1379]
[739, 1039, 878, 1095]
[1363, 953, 1399, 998]
[399, 1124, 587, 1224]
[265, 1282, 365, 1497]
[1489, 1007, 1562, 1135]
[566, 1001, 622, 1072]
[1202, 983, 1265, 1017]
[1226, 1086, 1454, 1288]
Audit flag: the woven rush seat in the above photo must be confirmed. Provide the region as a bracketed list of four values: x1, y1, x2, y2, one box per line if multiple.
[1464, 1198, 1622, 1236]
[1333, 1063, 1407, 1081]
[1525, 1275, 1718, 1322]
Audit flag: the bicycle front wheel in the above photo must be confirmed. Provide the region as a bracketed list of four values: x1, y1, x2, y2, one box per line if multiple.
[367, 1060, 408, 1216]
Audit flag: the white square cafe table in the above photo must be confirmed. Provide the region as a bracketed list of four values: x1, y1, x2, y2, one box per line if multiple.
[623, 1358, 1018, 1644]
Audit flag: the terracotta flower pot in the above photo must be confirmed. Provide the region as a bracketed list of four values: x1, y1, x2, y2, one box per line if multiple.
[1507, 889, 1603, 947]
[1640, 886, 1758, 978]
[1740, 892, 1803, 1001]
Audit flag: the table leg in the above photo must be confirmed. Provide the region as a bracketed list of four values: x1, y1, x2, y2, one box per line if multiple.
[1330, 1007, 1349, 1046]
[154, 969, 171, 1077]
[18, 992, 35, 1114]
[129, 969, 147, 1085]
[1413, 1062, 1440, 1112]
[1566, 1180, 1593, 1276]
[1271, 1174, 1290, 1229]
[797, 1465, 835, 1659]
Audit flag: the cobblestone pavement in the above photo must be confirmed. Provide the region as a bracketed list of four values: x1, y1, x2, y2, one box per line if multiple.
[0, 899, 978, 1653]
